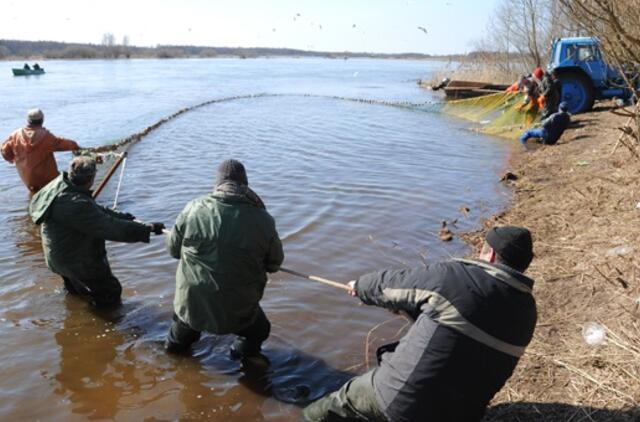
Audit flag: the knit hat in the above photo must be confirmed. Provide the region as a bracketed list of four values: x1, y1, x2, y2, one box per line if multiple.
[68, 156, 97, 186]
[486, 225, 534, 272]
[27, 108, 44, 124]
[533, 67, 544, 80]
[216, 159, 248, 186]
[558, 102, 569, 112]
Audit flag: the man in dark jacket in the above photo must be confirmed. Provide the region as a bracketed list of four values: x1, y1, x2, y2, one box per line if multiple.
[520, 102, 571, 147]
[304, 225, 537, 422]
[29, 156, 165, 307]
[165, 159, 284, 358]
[539, 70, 561, 119]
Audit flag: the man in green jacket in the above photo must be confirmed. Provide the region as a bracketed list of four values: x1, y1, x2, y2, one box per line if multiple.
[29, 156, 165, 307]
[165, 159, 284, 358]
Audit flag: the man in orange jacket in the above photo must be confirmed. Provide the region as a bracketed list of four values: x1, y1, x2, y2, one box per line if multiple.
[1, 109, 80, 193]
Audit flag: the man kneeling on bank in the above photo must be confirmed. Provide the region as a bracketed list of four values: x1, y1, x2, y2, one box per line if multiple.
[304, 225, 537, 422]
[29, 156, 165, 307]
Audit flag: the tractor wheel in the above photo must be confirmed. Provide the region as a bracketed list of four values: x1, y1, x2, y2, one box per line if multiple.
[558, 71, 595, 114]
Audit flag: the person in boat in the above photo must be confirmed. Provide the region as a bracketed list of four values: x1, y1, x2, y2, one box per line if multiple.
[304, 225, 537, 422]
[23, 63, 31, 70]
[165, 159, 284, 358]
[1, 109, 80, 193]
[520, 101, 571, 147]
[539, 70, 561, 119]
[28, 156, 165, 308]
[33, 63, 41, 70]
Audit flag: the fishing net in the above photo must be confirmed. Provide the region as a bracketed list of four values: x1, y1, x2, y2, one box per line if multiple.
[442, 91, 540, 140]
[70, 93, 443, 201]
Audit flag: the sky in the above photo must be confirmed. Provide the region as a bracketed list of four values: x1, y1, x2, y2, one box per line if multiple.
[1, 0, 501, 55]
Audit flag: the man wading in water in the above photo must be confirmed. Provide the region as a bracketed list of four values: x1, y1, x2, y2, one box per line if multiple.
[29, 156, 165, 307]
[304, 225, 537, 422]
[2, 109, 80, 193]
[165, 159, 284, 358]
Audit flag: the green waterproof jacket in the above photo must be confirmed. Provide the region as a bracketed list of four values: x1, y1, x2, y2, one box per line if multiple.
[167, 191, 284, 334]
[29, 173, 151, 280]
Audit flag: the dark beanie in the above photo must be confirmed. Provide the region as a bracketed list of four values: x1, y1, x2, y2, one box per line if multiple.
[486, 225, 533, 272]
[216, 159, 248, 186]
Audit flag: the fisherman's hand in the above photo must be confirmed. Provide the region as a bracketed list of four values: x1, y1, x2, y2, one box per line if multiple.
[149, 222, 166, 235]
[347, 280, 358, 297]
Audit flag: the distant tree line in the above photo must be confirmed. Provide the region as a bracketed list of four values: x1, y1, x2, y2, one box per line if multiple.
[0, 38, 467, 61]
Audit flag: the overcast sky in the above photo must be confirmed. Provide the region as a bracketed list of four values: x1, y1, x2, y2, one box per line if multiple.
[2, 0, 501, 55]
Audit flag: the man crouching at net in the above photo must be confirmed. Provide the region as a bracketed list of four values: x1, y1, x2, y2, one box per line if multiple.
[304, 226, 537, 422]
[164, 159, 284, 358]
[29, 156, 165, 308]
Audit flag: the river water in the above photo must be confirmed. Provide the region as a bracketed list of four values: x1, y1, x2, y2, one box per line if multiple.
[0, 58, 513, 420]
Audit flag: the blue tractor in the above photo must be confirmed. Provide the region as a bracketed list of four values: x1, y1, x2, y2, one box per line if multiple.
[549, 37, 638, 114]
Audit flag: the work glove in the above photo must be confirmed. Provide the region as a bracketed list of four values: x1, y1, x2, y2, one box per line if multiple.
[149, 222, 166, 235]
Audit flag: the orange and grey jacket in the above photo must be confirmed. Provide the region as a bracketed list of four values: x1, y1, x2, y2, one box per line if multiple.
[355, 259, 536, 422]
[1, 126, 78, 192]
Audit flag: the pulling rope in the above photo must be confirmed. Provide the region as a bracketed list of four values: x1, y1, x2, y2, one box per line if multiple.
[279, 267, 351, 291]
[160, 228, 349, 291]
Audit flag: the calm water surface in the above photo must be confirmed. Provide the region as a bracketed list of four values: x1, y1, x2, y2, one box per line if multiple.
[0, 58, 513, 420]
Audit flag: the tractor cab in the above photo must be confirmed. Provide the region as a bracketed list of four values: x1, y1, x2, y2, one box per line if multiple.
[549, 37, 632, 113]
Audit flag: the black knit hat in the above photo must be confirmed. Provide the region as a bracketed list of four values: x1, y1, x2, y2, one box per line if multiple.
[486, 225, 533, 272]
[216, 159, 248, 186]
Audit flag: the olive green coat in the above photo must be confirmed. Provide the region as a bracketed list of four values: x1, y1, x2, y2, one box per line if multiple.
[167, 191, 284, 334]
[29, 173, 151, 280]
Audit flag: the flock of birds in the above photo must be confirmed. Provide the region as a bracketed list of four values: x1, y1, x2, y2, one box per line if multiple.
[267, 12, 430, 37]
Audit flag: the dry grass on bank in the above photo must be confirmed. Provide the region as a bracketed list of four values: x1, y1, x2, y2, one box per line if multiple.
[422, 60, 521, 88]
[462, 102, 640, 421]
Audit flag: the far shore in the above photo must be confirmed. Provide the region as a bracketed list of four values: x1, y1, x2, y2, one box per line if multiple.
[1, 39, 465, 62]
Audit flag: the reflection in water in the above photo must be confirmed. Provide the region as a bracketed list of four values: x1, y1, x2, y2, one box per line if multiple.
[172, 343, 354, 421]
[53, 298, 136, 419]
[7, 212, 42, 259]
[52, 294, 355, 420]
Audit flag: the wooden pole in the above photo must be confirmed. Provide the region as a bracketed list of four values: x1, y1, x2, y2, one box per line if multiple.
[92, 151, 128, 199]
[280, 267, 351, 291]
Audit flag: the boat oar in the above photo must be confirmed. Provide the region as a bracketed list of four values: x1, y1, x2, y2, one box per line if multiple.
[279, 267, 350, 291]
[159, 229, 349, 291]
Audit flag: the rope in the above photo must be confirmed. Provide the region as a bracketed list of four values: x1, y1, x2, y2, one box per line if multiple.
[112, 156, 127, 209]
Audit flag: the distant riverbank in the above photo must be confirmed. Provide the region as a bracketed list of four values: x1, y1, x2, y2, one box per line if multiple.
[0, 39, 466, 61]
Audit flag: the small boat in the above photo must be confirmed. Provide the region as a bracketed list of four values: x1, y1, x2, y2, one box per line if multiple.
[12, 68, 45, 76]
[443, 80, 509, 99]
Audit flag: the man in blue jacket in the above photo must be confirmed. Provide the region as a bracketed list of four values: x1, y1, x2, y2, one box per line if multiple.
[304, 225, 537, 422]
[520, 102, 571, 147]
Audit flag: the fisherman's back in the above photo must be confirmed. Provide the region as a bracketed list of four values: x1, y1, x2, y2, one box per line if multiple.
[359, 260, 537, 422]
[30, 173, 150, 280]
[168, 191, 283, 333]
[2, 126, 78, 192]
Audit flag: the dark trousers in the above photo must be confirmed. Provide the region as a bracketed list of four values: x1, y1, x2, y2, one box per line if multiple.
[303, 370, 387, 421]
[62, 275, 122, 307]
[166, 306, 271, 353]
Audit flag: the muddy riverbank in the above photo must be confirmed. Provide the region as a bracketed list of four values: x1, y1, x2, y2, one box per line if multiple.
[463, 102, 640, 421]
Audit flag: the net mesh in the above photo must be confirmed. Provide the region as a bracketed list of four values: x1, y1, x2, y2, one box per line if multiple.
[442, 92, 540, 140]
[72, 93, 444, 197]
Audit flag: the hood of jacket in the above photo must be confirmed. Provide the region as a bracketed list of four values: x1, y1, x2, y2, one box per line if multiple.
[29, 172, 90, 225]
[454, 258, 535, 293]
